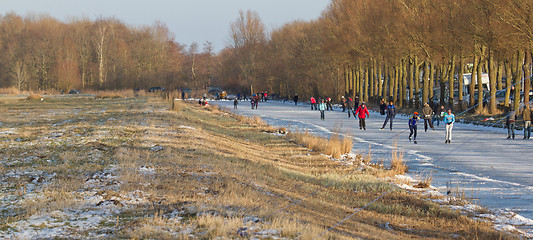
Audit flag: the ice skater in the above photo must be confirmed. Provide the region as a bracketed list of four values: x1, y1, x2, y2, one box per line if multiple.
[355, 102, 370, 130]
[346, 97, 354, 117]
[443, 109, 455, 144]
[408, 112, 420, 144]
[318, 99, 326, 121]
[380, 101, 396, 130]
[234, 98, 238, 109]
[422, 103, 434, 131]
[310, 96, 317, 110]
[341, 96, 346, 112]
[506, 109, 516, 139]
[326, 97, 333, 110]
[523, 104, 531, 139]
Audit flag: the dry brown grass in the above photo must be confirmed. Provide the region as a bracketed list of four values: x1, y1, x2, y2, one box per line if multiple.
[413, 171, 433, 189]
[19, 188, 78, 217]
[171, 99, 186, 112]
[234, 114, 268, 126]
[86, 89, 135, 98]
[389, 141, 407, 175]
[0, 95, 518, 240]
[287, 131, 352, 159]
[26, 94, 43, 101]
[0, 87, 23, 94]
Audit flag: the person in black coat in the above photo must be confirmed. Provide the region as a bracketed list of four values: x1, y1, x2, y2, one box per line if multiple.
[381, 101, 396, 130]
[379, 99, 387, 115]
[346, 97, 354, 117]
[354, 96, 360, 110]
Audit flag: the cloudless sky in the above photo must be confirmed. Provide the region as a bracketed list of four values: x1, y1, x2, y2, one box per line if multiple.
[2, 0, 331, 52]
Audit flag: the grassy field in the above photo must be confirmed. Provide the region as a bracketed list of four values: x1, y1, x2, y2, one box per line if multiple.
[0, 95, 516, 239]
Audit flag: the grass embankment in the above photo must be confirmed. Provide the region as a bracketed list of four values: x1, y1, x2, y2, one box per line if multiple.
[0, 96, 515, 239]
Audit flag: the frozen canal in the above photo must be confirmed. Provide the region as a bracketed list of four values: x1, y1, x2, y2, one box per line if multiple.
[213, 100, 533, 235]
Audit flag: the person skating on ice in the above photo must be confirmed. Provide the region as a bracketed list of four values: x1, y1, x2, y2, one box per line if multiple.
[506, 109, 516, 139]
[355, 102, 370, 130]
[380, 101, 396, 130]
[346, 97, 354, 118]
[408, 112, 420, 144]
[422, 103, 434, 131]
[318, 99, 327, 121]
[523, 104, 532, 139]
[443, 109, 455, 144]
[310, 96, 317, 110]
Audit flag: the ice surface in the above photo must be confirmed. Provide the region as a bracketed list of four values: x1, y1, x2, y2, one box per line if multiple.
[214, 100, 533, 236]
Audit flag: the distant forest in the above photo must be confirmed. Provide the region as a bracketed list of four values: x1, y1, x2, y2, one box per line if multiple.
[1, 0, 533, 113]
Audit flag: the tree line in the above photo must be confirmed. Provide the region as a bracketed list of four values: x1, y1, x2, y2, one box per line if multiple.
[3, 1, 533, 115]
[0, 13, 218, 93]
[220, 0, 533, 113]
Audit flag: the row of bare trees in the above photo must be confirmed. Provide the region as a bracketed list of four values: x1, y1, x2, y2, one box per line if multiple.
[0, 13, 218, 92]
[220, 1, 533, 113]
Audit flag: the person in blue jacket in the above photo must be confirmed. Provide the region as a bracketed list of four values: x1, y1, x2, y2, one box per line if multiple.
[443, 109, 455, 144]
[408, 112, 420, 144]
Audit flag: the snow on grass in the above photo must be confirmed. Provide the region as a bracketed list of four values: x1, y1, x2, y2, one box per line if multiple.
[178, 125, 196, 130]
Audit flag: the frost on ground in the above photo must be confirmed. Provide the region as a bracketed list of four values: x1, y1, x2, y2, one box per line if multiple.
[0, 97, 300, 239]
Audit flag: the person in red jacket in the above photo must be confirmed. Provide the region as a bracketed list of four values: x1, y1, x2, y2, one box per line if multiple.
[310, 96, 317, 110]
[355, 102, 370, 130]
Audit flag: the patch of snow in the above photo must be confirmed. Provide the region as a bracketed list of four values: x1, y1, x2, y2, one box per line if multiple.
[149, 146, 164, 151]
[0, 129, 17, 135]
[51, 119, 72, 127]
[139, 166, 156, 174]
[179, 125, 196, 130]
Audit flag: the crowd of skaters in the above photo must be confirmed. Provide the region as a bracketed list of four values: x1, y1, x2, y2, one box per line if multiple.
[231, 92, 532, 143]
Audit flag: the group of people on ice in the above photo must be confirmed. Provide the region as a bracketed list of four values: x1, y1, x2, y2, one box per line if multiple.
[236, 92, 531, 143]
[308, 96, 334, 121]
[247, 92, 269, 109]
[317, 95, 458, 144]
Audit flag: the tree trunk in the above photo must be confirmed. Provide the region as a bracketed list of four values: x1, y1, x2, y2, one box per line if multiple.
[458, 55, 465, 111]
[378, 60, 383, 98]
[439, 65, 446, 107]
[368, 61, 373, 101]
[353, 67, 359, 100]
[429, 60, 435, 100]
[514, 49, 524, 111]
[383, 63, 389, 100]
[359, 65, 364, 101]
[401, 59, 407, 107]
[97, 25, 107, 88]
[446, 56, 455, 109]
[496, 61, 503, 91]
[344, 67, 349, 97]
[422, 61, 430, 105]
[476, 54, 484, 113]
[414, 56, 421, 108]
[470, 54, 478, 108]
[364, 66, 369, 102]
[408, 57, 414, 108]
[389, 65, 394, 103]
[504, 61, 512, 108]
[523, 51, 531, 105]
[488, 50, 498, 114]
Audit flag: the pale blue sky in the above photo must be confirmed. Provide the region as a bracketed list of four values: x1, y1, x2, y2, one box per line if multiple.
[2, 0, 331, 52]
